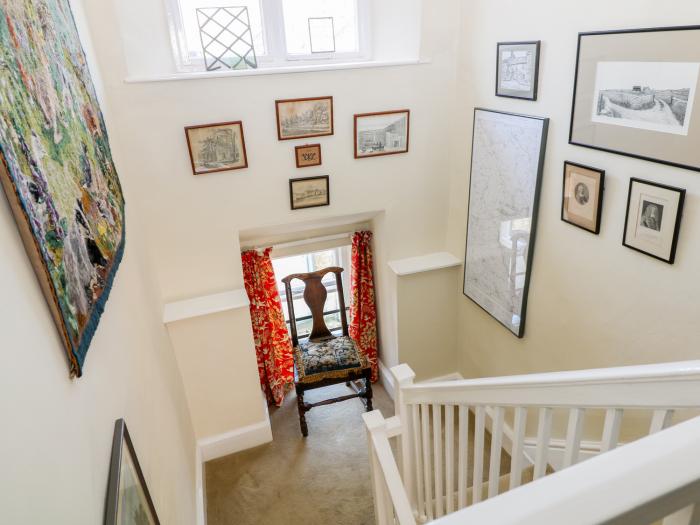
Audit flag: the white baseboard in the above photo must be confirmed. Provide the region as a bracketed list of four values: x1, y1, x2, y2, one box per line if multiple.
[523, 438, 602, 471]
[195, 398, 272, 524]
[379, 360, 464, 400]
[424, 371, 464, 382]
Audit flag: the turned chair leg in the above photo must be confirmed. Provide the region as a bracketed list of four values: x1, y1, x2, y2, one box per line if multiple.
[296, 385, 309, 437]
[364, 372, 373, 412]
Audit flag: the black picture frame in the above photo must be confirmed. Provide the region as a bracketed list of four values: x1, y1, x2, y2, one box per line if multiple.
[289, 175, 330, 210]
[462, 108, 549, 339]
[105, 419, 160, 525]
[561, 161, 605, 235]
[569, 25, 700, 173]
[622, 178, 685, 265]
[495, 40, 541, 101]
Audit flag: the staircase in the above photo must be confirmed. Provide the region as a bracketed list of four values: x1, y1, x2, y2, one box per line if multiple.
[363, 361, 700, 525]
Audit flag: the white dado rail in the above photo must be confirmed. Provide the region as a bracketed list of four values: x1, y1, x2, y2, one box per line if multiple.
[163, 289, 250, 324]
[388, 252, 462, 276]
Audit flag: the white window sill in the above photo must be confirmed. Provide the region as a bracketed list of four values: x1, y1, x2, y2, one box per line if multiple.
[125, 58, 429, 83]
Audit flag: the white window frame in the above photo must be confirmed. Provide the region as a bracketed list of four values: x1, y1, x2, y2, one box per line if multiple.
[163, 0, 371, 73]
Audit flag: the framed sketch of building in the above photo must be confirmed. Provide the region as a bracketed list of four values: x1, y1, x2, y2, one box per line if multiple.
[463, 109, 549, 338]
[276, 96, 334, 140]
[354, 110, 410, 159]
[496, 41, 541, 100]
[623, 178, 685, 264]
[289, 175, 330, 210]
[570, 25, 700, 172]
[561, 161, 605, 234]
[185, 121, 248, 175]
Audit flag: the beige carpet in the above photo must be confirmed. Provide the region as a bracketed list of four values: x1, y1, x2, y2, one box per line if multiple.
[204, 383, 513, 525]
[205, 383, 394, 525]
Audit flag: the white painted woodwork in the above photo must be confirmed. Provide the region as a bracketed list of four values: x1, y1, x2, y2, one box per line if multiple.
[534, 407, 552, 480]
[364, 361, 700, 525]
[432, 404, 444, 517]
[421, 404, 433, 520]
[388, 252, 462, 276]
[473, 406, 485, 505]
[488, 407, 504, 499]
[563, 408, 585, 468]
[163, 289, 249, 324]
[510, 407, 528, 489]
[457, 405, 469, 510]
[445, 405, 455, 514]
[600, 408, 623, 453]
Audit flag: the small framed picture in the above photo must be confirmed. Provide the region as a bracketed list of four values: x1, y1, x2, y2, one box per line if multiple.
[185, 121, 248, 175]
[354, 110, 410, 159]
[561, 161, 605, 234]
[276, 96, 333, 140]
[105, 419, 160, 525]
[623, 178, 685, 264]
[295, 144, 322, 168]
[496, 41, 541, 101]
[289, 175, 330, 210]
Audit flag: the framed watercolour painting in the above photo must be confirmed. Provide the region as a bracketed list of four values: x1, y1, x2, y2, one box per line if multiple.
[354, 110, 410, 159]
[289, 176, 330, 210]
[105, 419, 160, 525]
[295, 144, 322, 168]
[0, 0, 125, 377]
[276, 96, 334, 140]
[570, 26, 700, 172]
[561, 161, 605, 234]
[496, 41, 541, 100]
[463, 109, 549, 338]
[185, 121, 248, 175]
[623, 178, 685, 264]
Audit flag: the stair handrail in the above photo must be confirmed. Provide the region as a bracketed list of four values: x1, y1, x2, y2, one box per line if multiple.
[429, 413, 700, 525]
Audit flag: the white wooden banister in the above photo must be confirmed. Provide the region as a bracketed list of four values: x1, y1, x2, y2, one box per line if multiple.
[364, 360, 700, 525]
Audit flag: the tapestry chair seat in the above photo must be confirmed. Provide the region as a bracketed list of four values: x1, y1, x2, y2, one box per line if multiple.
[295, 335, 368, 384]
[282, 267, 373, 437]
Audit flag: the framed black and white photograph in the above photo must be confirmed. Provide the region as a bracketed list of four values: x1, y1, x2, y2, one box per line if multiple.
[276, 96, 334, 141]
[289, 175, 330, 210]
[561, 161, 605, 234]
[570, 25, 700, 172]
[496, 41, 541, 100]
[623, 178, 685, 264]
[463, 109, 549, 338]
[354, 110, 410, 159]
[105, 419, 160, 525]
[185, 121, 248, 175]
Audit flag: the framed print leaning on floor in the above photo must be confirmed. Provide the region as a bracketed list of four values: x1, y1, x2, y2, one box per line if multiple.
[623, 178, 685, 264]
[570, 25, 700, 172]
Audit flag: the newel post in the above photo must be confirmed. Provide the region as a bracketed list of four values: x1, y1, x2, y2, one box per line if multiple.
[391, 364, 417, 514]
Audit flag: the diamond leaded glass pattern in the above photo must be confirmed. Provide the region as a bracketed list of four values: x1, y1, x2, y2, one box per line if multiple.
[196, 6, 258, 71]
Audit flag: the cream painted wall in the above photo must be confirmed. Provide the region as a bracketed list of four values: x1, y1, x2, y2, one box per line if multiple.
[91, 0, 461, 375]
[0, 0, 197, 522]
[396, 267, 461, 381]
[447, 1, 700, 411]
[167, 309, 265, 440]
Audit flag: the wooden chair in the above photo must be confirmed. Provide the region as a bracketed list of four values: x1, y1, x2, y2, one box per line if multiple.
[281, 267, 373, 437]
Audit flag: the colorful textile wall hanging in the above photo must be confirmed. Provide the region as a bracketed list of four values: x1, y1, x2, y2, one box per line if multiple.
[0, 1, 125, 377]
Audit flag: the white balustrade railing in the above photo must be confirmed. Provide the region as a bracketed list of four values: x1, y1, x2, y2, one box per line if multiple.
[363, 360, 700, 525]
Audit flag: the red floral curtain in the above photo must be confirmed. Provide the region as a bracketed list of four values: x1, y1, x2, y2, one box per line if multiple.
[349, 231, 379, 382]
[242, 248, 294, 406]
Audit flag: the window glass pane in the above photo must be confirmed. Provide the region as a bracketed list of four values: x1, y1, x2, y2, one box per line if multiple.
[178, 0, 266, 58]
[281, 0, 359, 55]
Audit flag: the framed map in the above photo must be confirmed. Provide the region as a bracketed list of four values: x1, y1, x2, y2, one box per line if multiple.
[463, 109, 549, 338]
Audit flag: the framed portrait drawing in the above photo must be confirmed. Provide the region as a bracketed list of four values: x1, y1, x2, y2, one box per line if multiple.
[185, 121, 248, 175]
[354, 110, 410, 159]
[289, 175, 330, 210]
[105, 419, 160, 525]
[570, 25, 700, 172]
[496, 41, 541, 100]
[561, 161, 605, 234]
[295, 144, 322, 168]
[623, 178, 685, 264]
[463, 109, 549, 338]
[276, 96, 334, 140]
